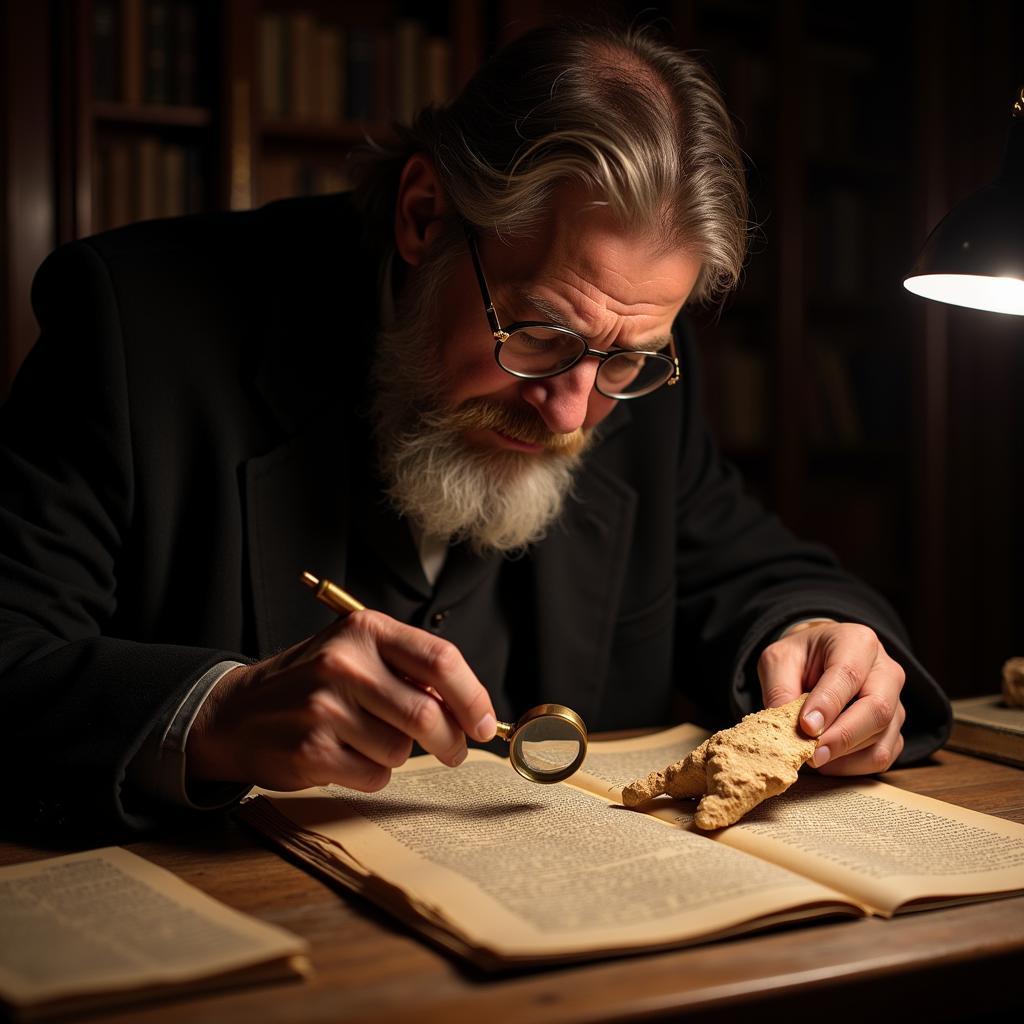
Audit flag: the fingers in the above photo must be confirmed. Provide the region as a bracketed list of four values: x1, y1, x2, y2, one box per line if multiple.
[799, 623, 880, 739]
[758, 620, 909, 779]
[815, 701, 906, 776]
[313, 610, 495, 768]
[347, 610, 498, 742]
[190, 610, 498, 794]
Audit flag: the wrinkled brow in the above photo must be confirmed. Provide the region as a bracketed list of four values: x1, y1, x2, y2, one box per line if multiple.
[520, 290, 673, 352]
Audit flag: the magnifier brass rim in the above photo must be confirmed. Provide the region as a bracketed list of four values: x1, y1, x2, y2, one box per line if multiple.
[505, 703, 589, 784]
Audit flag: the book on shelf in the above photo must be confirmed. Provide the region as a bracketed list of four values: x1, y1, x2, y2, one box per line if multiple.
[948, 695, 1024, 769]
[239, 723, 1024, 971]
[0, 847, 309, 1021]
[120, 0, 144, 105]
[95, 0, 202, 108]
[257, 11, 452, 127]
[143, 0, 171, 105]
[346, 26, 375, 122]
[288, 10, 317, 121]
[93, 135, 202, 230]
[93, 1, 120, 102]
[259, 12, 288, 119]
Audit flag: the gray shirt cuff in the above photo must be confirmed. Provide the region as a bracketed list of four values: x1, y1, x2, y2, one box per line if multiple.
[125, 660, 251, 810]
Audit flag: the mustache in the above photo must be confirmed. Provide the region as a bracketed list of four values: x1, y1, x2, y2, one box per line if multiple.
[425, 398, 588, 456]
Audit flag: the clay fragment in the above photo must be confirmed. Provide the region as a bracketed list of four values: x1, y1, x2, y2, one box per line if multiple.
[1002, 658, 1024, 708]
[621, 696, 818, 829]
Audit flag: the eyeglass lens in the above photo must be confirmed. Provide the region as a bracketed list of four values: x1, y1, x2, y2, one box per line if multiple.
[497, 327, 673, 398]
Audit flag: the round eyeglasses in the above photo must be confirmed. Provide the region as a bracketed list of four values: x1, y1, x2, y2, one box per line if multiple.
[466, 228, 680, 400]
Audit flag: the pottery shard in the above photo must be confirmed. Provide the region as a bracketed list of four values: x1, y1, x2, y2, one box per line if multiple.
[1003, 658, 1024, 708]
[621, 696, 818, 830]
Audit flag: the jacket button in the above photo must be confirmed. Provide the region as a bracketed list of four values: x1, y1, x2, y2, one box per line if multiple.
[430, 610, 449, 630]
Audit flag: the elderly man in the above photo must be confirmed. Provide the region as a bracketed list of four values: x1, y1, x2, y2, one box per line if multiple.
[0, 23, 949, 834]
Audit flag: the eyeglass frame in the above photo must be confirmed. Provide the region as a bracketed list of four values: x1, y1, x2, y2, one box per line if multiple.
[464, 226, 681, 399]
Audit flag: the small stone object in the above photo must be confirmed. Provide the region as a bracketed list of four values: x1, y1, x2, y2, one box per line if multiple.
[1002, 658, 1024, 707]
[621, 696, 818, 830]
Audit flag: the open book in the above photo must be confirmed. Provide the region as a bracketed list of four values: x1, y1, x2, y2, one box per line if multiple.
[0, 847, 310, 1020]
[239, 724, 1024, 970]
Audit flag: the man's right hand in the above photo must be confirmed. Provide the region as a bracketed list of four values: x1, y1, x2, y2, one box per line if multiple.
[185, 610, 498, 793]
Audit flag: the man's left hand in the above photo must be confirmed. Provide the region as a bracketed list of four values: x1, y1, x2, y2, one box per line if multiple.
[757, 620, 906, 775]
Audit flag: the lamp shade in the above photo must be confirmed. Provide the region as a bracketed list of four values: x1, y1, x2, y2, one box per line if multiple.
[904, 91, 1024, 315]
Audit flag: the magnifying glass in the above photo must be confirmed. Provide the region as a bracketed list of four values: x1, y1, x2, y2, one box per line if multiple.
[302, 572, 589, 784]
[495, 704, 588, 783]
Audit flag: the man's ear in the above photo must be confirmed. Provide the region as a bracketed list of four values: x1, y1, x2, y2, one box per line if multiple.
[394, 154, 449, 266]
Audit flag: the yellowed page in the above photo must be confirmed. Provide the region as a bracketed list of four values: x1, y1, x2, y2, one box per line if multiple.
[257, 750, 859, 963]
[0, 847, 309, 1011]
[567, 723, 710, 801]
[714, 774, 1024, 914]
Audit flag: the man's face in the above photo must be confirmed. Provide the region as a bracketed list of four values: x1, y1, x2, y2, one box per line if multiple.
[428, 189, 702, 450]
[373, 186, 704, 554]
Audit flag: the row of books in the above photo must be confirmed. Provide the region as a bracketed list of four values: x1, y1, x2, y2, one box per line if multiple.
[259, 156, 350, 206]
[92, 135, 204, 232]
[804, 186, 874, 301]
[259, 13, 452, 125]
[703, 332, 905, 452]
[94, 0, 203, 107]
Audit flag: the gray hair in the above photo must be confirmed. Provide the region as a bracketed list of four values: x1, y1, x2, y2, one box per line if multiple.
[348, 21, 749, 307]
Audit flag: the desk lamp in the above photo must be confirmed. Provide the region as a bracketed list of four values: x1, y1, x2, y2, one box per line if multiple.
[904, 86, 1024, 314]
[904, 85, 1024, 715]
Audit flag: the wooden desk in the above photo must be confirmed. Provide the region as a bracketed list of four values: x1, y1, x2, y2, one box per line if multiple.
[3, 750, 1024, 1023]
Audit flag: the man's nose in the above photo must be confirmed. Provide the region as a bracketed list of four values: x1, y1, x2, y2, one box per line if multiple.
[518, 361, 599, 435]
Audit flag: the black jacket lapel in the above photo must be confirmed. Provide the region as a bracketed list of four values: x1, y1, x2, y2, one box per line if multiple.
[530, 445, 637, 728]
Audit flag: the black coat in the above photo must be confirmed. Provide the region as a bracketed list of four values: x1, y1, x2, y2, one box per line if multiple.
[0, 194, 951, 835]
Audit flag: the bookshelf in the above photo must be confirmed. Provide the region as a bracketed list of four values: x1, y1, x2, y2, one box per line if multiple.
[1, 0, 1020, 697]
[53, 0, 482, 235]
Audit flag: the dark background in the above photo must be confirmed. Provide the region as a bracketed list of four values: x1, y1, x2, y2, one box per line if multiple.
[1, 0, 1021, 699]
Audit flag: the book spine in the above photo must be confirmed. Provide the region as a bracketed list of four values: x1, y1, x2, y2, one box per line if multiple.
[161, 143, 186, 217]
[136, 135, 161, 220]
[106, 136, 135, 227]
[259, 13, 286, 119]
[346, 27, 374, 121]
[317, 26, 343, 123]
[372, 28, 393, 123]
[143, 0, 171, 105]
[184, 145, 203, 213]
[288, 11, 315, 120]
[421, 36, 451, 108]
[120, 0, 144, 104]
[393, 18, 423, 125]
[93, 0, 120, 102]
[172, 0, 199, 106]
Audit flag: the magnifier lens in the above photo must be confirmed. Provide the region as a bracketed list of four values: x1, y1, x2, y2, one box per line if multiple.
[509, 710, 587, 783]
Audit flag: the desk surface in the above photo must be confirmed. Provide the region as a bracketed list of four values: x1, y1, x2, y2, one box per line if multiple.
[3, 749, 1024, 1024]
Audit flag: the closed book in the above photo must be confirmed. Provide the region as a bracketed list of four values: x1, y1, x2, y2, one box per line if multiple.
[372, 28, 393, 122]
[421, 36, 451, 107]
[172, 0, 200, 105]
[346, 27, 375, 121]
[288, 11, 316, 120]
[105, 137, 134, 228]
[259, 155, 298, 204]
[120, 0, 144, 104]
[93, 0, 120, 102]
[160, 143, 186, 217]
[259, 12, 286, 118]
[948, 696, 1024, 769]
[143, 0, 171, 105]
[184, 145, 204, 213]
[393, 18, 423, 125]
[136, 135, 161, 220]
[317, 26, 344, 122]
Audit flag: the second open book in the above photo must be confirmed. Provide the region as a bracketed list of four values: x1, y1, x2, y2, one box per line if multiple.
[239, 724, 1024, 969]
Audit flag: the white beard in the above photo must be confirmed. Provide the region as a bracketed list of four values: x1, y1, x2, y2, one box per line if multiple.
[370, 254, 590, 556]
